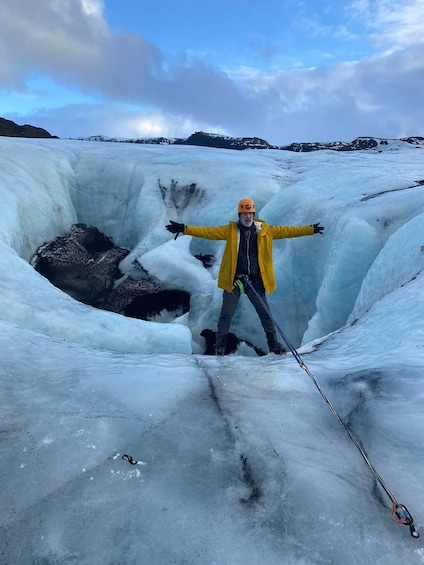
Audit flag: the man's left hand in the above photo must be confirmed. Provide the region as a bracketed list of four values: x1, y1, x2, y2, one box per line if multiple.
[313, 223, 324, 234]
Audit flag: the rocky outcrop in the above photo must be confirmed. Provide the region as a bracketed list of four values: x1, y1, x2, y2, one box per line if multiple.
[31, 224, 129, 306]
[99, 271, 190, 321]
[31, 223, 191, 321]
[178, 131, 274, 150]
[0, 117, 56, 138]
[279, 136, 424, 152]
[200, 329, 266, 356]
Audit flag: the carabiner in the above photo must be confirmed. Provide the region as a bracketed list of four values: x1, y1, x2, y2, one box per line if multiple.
[391, 503, 420, 538]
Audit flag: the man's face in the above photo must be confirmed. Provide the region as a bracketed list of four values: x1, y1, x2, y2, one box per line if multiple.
[240, 212, 254, 227]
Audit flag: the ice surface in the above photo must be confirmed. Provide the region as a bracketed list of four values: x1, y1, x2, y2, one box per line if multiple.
[0, 138, 424, 563]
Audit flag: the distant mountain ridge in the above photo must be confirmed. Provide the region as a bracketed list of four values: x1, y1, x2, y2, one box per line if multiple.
[1, 117, 423, 151]
[0, 117, 56, 138]
[76, 130, 424, 152]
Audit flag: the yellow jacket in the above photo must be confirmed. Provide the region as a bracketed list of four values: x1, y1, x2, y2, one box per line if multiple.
[184, 219, 314, 294]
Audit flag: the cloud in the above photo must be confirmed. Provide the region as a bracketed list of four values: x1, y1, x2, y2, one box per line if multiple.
[240, 42, 424, 142]
[19, 103, 230, 140]
[1, 0, 424, 143]
[0, 0, 162, 90]
[348, 0, 424, 50]
[0, 0, 256, 127]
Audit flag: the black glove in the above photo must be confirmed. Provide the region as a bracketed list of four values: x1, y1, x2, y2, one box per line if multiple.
[166, 220, 185, 234]
[313, 222, 324, 234]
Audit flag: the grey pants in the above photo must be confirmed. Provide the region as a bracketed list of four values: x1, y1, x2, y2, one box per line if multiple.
[216, 279, 278, 349]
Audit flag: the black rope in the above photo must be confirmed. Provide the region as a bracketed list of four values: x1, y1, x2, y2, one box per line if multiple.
[122, 454, 138, 465]
[241, 276, 419, 538]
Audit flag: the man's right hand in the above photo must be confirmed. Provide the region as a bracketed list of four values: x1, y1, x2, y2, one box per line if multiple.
[166, 220, 185, 234]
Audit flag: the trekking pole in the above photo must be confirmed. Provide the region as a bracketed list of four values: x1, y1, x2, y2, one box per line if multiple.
[241, 276, 419, 538]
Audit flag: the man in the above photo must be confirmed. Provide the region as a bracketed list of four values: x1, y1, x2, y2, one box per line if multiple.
[166, 198, 324, 355]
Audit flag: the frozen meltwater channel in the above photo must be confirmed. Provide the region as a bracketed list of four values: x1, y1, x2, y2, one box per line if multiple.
[0, 138, 424, 564]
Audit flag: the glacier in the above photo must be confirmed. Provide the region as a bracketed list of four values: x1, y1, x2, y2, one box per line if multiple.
[0, 137, 424, 564]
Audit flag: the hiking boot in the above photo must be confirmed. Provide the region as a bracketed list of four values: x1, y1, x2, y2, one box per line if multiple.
[215, 334, 227, 356]
[266, 332, 286, 355]
[269, 343, 286, 355]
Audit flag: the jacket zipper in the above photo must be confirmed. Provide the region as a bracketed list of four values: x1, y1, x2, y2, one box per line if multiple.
[246, 230, 251, 276]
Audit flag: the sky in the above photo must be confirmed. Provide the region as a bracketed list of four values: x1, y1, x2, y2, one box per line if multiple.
[1, 0, 424, 144]
[0, 137, 423, 562]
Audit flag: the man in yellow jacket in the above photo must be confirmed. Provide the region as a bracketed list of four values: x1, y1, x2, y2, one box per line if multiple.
[166, 198, 324, 355]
